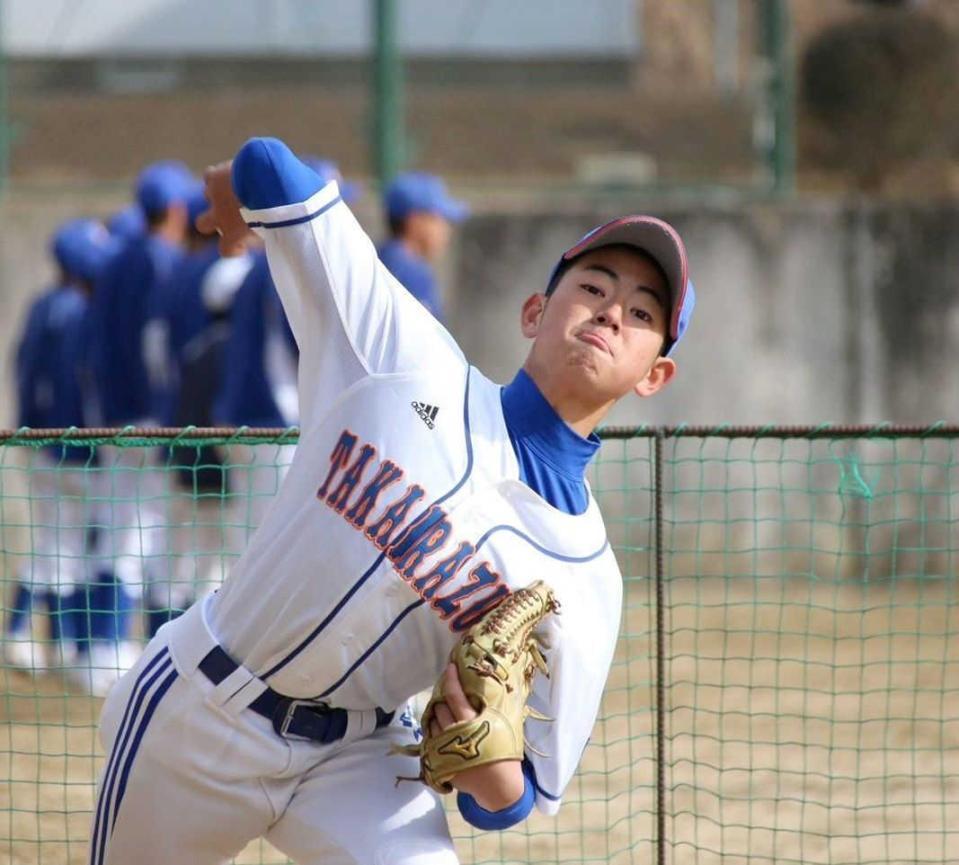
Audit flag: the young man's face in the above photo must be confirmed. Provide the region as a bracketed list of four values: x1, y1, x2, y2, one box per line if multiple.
[522, 245, 677, 407]
[406, 211, 453, 261]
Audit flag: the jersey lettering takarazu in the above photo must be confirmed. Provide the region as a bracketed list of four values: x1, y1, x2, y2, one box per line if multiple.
[207, 138, 623, 815]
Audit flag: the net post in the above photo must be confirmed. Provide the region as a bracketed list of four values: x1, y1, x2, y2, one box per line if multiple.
[654, 427, 666, 865]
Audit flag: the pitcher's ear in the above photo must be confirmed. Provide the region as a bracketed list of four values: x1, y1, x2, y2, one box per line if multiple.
[633, 356, 677, 399]
[521, 293, 546, 339]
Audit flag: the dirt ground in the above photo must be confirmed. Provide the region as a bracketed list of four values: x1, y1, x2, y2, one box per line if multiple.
[2, 575, 956, 865]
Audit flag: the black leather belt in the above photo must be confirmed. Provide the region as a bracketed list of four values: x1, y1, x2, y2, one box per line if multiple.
[198, 645, 393, 743]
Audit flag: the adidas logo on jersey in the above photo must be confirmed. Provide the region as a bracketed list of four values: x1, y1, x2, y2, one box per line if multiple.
[411, 401, 439, 429]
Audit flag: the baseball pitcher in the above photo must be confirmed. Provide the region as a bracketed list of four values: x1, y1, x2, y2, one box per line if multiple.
[89, 137, 695, 865]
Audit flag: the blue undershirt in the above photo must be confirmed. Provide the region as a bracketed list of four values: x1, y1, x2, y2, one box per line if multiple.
[456, 759, 539, 831]
[232, 139, 595, 830]
[500, 368, 600, 516]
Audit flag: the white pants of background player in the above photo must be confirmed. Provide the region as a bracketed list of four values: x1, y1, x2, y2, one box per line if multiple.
[95, 446, 170, 603]
[90, 596, 457, 865]
[22, 456, 92, 588]
[166, 491, 233, 604]
[78, 446, 173, 693]
[5, 454, 91, 669]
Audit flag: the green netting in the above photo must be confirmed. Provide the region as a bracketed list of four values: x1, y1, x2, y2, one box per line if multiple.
[1, 428, 957, 865]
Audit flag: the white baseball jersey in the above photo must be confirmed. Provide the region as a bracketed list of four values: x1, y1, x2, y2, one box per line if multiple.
[205, 175, 623, 814]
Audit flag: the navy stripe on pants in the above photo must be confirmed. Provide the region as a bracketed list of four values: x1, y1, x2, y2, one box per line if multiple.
[90, 648, 178, 865]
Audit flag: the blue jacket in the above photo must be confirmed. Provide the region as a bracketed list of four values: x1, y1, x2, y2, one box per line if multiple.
[214, 252, 298, 427]
[156, 243, 224, 426]
[15, 284, 93, 462]
[89, 233, 183, 424]
[377, 239, 443, 321]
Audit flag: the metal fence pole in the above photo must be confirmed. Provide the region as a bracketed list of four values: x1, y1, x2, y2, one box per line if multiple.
[654, 429, 667, 865]
[371, 0, 406, 188]
[759, 0, 795, 193]
[0, 0, 10, 194]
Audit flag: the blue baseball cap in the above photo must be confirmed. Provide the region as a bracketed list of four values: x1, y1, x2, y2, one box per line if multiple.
[106, 204, 146, 241]
[135, 160, 194, 216]
[385, 172, 469, 223]
[52, 218, 117, 283]
[185, 179, 210, 229]
[546, 215, 695, 356]
[301, 156, 362, 204]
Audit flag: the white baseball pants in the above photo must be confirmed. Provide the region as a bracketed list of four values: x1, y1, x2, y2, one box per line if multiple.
[89, 597, 458, 865]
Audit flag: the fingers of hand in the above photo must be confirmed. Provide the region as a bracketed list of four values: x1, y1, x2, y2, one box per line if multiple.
[194, 207, 217, 236]
[202, 160, 233, 190]
[441, 663, 478, 722]
[431, 702, 456, 737]
[427, 664, 481, 739]
[198, 160, 253, 256]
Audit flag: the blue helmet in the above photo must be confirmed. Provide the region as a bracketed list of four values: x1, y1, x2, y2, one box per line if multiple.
[135, 160, 194, 216]
[385, 173, 469, 223]
[51, 218, 117, 283]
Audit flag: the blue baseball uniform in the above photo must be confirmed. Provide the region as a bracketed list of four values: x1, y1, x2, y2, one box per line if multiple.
[90, 233, 184, 426]
[8, 218, 118, 675]
[147, 240, 256, 624]
[378, 172, 468, 322]
[16, 283, 92, 453]
[377, 239, 445, 321]
[215, 250, 299, 428]
[159, 242, 254, 427]
[85, 188, 189, 674]
[8, 284, 95, 670]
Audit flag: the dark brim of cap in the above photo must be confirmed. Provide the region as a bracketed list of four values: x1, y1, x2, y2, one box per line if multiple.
[561, 215, 689, 341]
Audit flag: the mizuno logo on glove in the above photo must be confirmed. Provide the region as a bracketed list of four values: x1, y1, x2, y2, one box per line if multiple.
[437, 722, 490, 762]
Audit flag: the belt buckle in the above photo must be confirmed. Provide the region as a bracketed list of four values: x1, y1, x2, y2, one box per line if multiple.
[276, 698, 330, 740]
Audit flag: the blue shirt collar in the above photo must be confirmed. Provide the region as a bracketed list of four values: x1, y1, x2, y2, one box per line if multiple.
[501, 368, 600, 480]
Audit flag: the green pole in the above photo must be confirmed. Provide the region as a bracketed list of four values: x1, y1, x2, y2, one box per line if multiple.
[372, 0, 405, 187]
[761, 0, 795, 194]
[0, 0, 9, 195]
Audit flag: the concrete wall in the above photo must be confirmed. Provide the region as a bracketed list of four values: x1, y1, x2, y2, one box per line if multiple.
[2, 194, 958, 430]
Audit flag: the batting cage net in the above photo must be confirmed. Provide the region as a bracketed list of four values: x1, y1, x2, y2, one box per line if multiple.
[1, 426, 957, 865]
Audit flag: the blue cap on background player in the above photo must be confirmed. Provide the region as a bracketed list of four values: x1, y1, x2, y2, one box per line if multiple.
[301, 156, 362, 204]
[135, 160, 194, 216]
[107, 204, 146, 241]
[545, 215, 695, 356]
[385, 172, 469, 223]
[52, 218, 117, 283]
[185, 179, 210, 229]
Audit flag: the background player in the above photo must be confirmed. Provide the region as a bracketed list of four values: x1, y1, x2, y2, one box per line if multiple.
[87, 159, 194, 682]
[377, 171, 468, 320]
[151, 183, 255, 631]
[106, 204, 146, 244]
[6, 219, 115, 677]
[89, 137, 693, 864]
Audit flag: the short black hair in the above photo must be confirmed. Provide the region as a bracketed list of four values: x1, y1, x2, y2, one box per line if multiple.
[144, 207, 169, 230]
[388, 213, 409, 238]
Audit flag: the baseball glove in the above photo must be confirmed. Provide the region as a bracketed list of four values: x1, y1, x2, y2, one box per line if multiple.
[398, 580, 560, 794]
